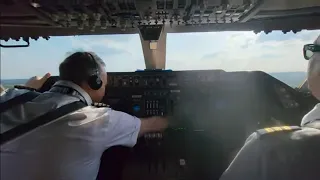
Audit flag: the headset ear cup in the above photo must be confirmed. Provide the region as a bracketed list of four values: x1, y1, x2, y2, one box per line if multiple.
[88, 75, 102, 90]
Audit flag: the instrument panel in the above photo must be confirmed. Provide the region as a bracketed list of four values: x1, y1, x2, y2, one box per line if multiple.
[40, 70, 310, 180]
[100, 70, 307, 180]
[107, 70, 224, 88]
[103, 70, 225, 119]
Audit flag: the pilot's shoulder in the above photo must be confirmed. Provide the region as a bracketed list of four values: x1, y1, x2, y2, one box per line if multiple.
[256, 126, 301, 138]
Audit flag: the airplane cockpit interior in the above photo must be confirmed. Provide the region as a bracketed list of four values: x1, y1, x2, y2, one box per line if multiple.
[1, 0, 320, 180]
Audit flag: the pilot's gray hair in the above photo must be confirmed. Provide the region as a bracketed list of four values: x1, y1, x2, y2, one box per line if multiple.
[59, 51, 106, 85]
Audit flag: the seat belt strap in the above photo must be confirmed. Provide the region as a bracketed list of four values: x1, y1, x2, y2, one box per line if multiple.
[0, 91, 41, 114]
[1, 101, 86, 146]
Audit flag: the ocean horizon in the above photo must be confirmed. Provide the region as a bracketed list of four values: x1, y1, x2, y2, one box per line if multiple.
[1, 79, 28, 84]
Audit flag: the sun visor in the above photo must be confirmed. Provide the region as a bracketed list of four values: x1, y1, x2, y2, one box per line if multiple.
[138, 25, 163, 41]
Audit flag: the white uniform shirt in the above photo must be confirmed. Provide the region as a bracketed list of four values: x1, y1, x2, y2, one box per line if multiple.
[219, 103, 320, 180]
[0, 81, 141, 180]
[301, 103, 320, 127]
[0, 88, 30, 103]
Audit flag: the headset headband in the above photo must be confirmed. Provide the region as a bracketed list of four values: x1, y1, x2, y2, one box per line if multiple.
[85, 52, 100, 76]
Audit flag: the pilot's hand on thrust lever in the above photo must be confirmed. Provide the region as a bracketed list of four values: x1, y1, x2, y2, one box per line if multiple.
[139, 116, 168, 136]
[25, 73, 51, 90]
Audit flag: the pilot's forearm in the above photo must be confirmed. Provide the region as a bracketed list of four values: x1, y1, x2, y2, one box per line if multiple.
[139, 116, 168, 137]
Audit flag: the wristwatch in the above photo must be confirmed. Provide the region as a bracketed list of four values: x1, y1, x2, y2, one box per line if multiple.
[14, 85, 38, 92]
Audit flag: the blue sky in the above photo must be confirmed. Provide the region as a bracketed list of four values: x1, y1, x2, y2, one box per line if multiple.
[0, 30, 319, 79]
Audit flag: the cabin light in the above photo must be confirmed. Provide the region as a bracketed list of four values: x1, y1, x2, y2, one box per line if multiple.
[31, 2, 41, 8]
[149, 41, 158, 50]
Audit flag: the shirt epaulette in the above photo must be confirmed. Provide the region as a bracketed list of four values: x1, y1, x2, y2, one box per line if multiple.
[92, 102, 109, 108]
[256, 126, 301, 137]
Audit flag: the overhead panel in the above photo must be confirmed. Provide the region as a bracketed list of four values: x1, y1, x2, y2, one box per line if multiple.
[0, 0, 258, 33]
[0, 0, 319, 41]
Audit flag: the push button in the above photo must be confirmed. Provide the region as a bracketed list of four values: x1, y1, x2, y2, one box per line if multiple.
[133, 105, 140, 112]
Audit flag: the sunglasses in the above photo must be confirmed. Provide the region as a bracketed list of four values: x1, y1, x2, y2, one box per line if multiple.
[303, 44, 320, 60]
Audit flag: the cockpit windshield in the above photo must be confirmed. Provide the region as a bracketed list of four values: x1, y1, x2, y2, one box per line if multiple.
[1, 30, 320, 88]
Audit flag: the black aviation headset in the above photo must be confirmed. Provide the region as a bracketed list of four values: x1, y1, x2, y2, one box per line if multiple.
[86, 52, 103, 90]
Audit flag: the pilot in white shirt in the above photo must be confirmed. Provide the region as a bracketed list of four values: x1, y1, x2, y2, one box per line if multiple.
[219, 36, 320, 180]
[0, 52, 168, 180]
